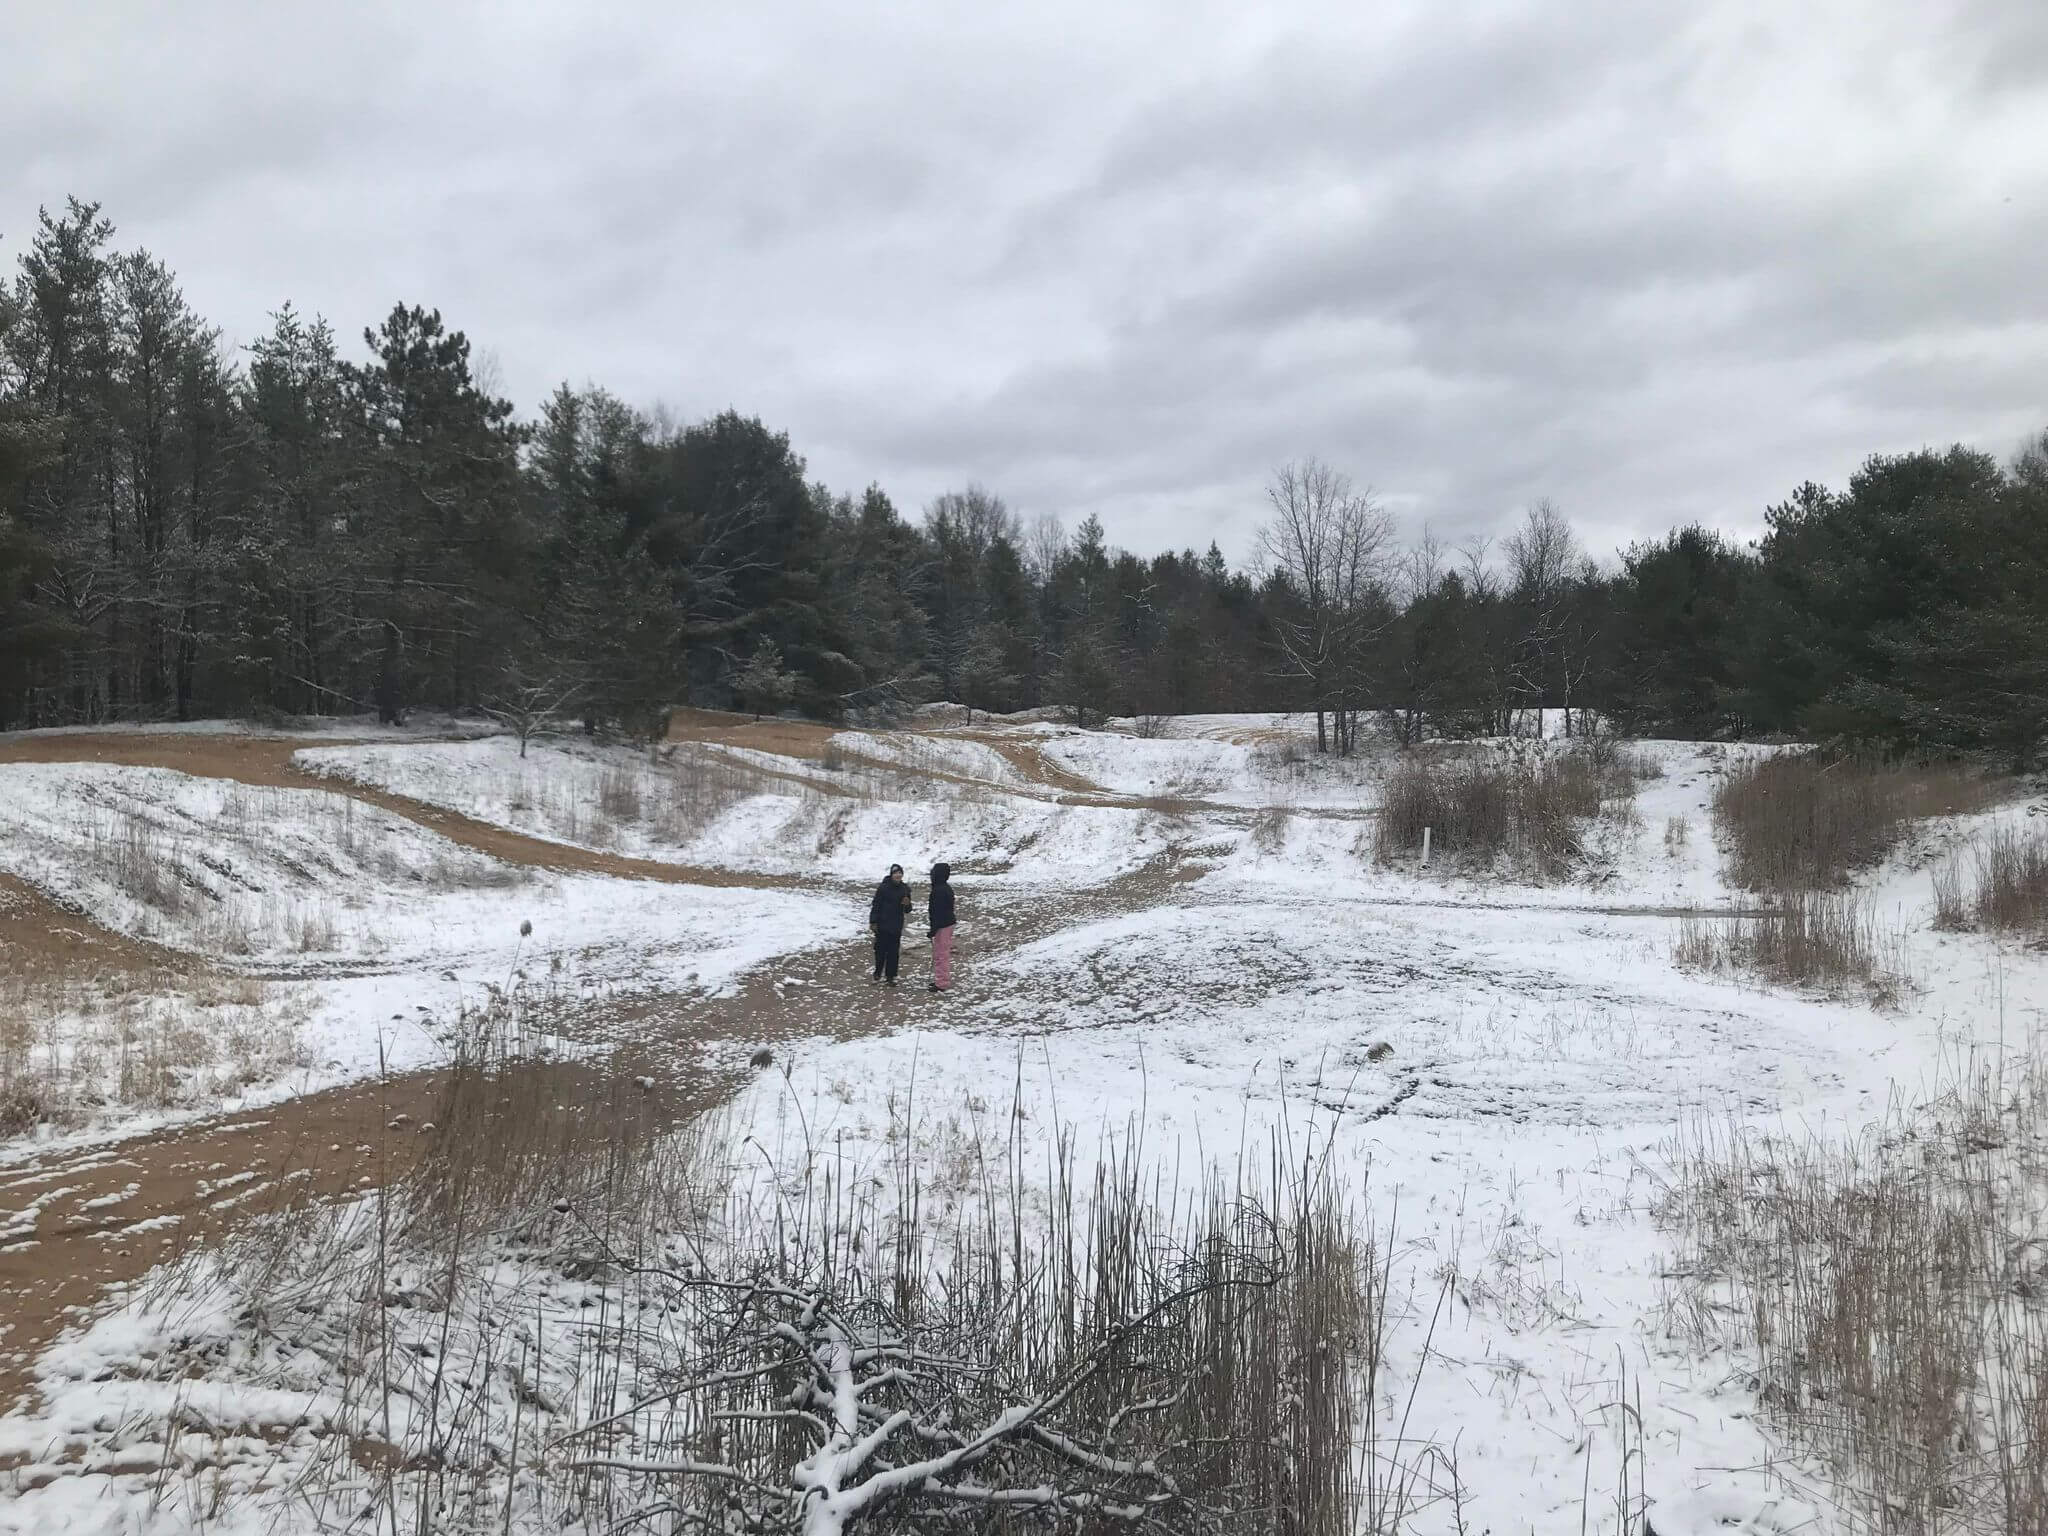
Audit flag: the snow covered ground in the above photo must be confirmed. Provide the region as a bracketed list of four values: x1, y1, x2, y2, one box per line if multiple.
[1, 719, 2043, 1533]
[297, 733, 1181, 882]
[0, 757, 854, 1146]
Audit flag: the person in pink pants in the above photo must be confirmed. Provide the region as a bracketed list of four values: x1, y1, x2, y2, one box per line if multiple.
[927, 862, 956, 992]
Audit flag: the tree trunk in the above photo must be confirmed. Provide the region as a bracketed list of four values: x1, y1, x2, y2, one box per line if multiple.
[377, 621, 403, 725]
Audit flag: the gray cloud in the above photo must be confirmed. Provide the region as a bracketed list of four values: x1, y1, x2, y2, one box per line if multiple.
[6, 0, 2045, 567]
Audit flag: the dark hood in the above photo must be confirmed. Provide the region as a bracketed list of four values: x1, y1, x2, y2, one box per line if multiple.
[931, 862, 951, 884]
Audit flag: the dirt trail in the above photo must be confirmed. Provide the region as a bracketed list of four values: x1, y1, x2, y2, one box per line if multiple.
[0, 818, 1194, 1419]
[669, 708, 1374, 823]
[0, 734, 801, 890]
[943, 730, 1106, 796]
[0, 872, 187, 985]
[0, 1073, 444, 1414]
[668, 708, 1125, 803]
[0, 720, 1347, 1416]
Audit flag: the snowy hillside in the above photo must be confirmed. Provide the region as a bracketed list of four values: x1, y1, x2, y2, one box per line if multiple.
[0, 717, 2042, 1535]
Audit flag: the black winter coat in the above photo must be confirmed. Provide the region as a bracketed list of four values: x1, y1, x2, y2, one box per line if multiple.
[870, 878, 911, 936]
[927, 863, 955, 935]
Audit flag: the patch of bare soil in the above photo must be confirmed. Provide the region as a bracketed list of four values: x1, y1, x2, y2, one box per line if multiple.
[0, 1072, 444, 1414]
[667, 705, 1120, 800]
[0, 872, 186, 987]
[670, 708, 1316, 821]
[947, 731, 1109, 796]
[0, 734, 800, 890]
[664, 708, 841, 760]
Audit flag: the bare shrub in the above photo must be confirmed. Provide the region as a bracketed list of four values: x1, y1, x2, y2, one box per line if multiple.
[1660, 1047, 2048, 1532]
[552, 1143, 1377, 1534]
[1585, 733, 1663, 786]
[1376, 741, 1631, 881]
[0, 1082, 47, 1136]
[1132, 711, 1171, 739]
[1250, 805, 1291, 856]
[1251, 737, 1309, 776]
[1674, 891, 1908, 1004]
[1715, 751, 2005, 892]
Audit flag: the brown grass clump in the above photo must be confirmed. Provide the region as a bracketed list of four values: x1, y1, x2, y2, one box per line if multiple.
[1, 970, 309, 1135]
[1714, 751, 2003, 893]
[1675, 892, 1909, 1005]
[1931, 824, 2048, 940]
[1660, 1047, 2048, 1533]
[1696, 751, 2003, 997]
[1973, 824, 2048, 935]
[1932, 853, 1972, 931]
[1663, 814, 1691, 855]
[1376, 740, 1636, 880]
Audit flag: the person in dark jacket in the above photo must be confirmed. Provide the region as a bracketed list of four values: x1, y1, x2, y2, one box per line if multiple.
[868, 864, 912, 984]
[927, 862, 957, 992]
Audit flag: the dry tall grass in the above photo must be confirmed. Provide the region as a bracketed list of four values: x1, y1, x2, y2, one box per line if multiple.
[1957, 831, 2048, 937]
[0, 970, 308, 1135]
[1674, 892, 1910, 1005]
[1690, 752, 2001, 998]
[124, 1006, 1465, 1534]
[1714, 751, 2002, 893]
[556, 1131, 1379, 1534]
[1376, 739, 1640, 880]
[49, 787, 523, 955]
[1660, 1045, 2048, 1533]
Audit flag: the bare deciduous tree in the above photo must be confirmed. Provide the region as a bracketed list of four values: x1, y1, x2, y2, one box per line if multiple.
[1024, 511, 1066, 586]
[1257, 459, 1394, 754]
[1503, 500, 1598, 736]
[479, 667, 583, 756]
[922, 483, 1019, 561]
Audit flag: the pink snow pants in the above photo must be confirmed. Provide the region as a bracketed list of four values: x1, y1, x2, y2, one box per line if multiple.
[931, 925, 955, 989]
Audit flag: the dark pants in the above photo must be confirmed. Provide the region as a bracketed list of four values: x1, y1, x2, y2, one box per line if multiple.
[873, 929, 902, 981]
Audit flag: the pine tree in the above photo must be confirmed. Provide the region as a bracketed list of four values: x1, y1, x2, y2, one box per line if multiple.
[0, 345, 71, 727]
[353, 303, 526, 720]
[239, 306, 362, 715]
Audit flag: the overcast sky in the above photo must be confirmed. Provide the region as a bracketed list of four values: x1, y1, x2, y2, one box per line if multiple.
[8, 0, 2045, 565]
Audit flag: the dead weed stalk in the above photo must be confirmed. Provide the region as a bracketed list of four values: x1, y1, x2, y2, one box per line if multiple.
[1658, 1043, 2048, 1533]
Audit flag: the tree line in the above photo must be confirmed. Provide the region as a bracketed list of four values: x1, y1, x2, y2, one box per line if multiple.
[4, 199, 2044, 766]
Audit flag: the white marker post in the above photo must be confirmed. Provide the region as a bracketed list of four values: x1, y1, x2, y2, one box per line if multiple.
[1421, 826, 1432, 867]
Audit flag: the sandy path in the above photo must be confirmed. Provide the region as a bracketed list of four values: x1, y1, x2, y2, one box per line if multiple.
[0, 1073, 444, 1415]
[0, 871, 188, 985]
[942, 730, 1107, 796]
[0, 729, 801, 1414]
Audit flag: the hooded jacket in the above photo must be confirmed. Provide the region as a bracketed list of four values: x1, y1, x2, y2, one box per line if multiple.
[869, 874, 911, 936]
[927, 863, 955, 935]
